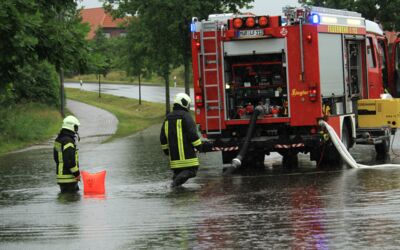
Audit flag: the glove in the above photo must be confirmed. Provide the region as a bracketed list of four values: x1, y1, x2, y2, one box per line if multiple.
[163, 149, 169, 156]
[195, 141, 213, 153]
[204, 141, 214, 152]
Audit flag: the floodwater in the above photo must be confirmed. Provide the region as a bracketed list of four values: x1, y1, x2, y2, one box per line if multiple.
[65, 82, 194, 104]
[2, 125, 400, 249]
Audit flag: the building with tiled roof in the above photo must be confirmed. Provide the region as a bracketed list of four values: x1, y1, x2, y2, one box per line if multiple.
[80, 7, 127, 39]
[386, 31, 399, 44]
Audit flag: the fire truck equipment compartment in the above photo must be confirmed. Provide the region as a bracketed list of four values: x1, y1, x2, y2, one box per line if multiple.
[358, 99, 400, 128]
[224, 39, 285, 56]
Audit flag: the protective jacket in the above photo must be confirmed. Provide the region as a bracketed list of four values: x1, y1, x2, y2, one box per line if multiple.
[160, 106, 202, 169]
[53, 129, 80, 184]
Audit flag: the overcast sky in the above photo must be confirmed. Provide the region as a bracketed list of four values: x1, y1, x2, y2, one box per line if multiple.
[78, 0, 300, 15]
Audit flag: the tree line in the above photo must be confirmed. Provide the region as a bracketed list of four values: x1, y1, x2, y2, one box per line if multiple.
[300, 0, 400, 31]
[1, 0, 398, 115]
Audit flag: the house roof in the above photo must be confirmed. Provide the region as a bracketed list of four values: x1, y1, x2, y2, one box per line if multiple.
[80, 7, 126, 39]
[386, 31, 399, 44]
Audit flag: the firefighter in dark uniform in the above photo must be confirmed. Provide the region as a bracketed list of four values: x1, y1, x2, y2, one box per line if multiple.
[160, 93, 202, 187]
[53, 115, 81, 193]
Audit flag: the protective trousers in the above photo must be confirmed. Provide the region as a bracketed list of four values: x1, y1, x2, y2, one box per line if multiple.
[59, 183, 79, 193]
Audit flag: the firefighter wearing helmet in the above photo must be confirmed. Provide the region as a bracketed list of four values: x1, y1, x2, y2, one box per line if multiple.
[160, 93, 203, 187]
[53, 115, 81, 193]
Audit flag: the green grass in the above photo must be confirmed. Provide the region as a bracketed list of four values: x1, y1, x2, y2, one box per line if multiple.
[66, 66, 190, 87]
[0, 103, 62, 155]
[66, 88, 166, 140]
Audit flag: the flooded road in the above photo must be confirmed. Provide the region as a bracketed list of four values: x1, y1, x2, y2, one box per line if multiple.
[2, 125, 400, 249]
[65, 82, 194, 104]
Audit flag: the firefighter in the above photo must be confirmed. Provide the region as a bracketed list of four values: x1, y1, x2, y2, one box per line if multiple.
[53, 115, 81, 193]
[160, 93, 203, 187]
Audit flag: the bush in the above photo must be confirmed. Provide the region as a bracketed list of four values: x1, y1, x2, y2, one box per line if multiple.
[0, 102, 61, 155]
[13, 60, 60, 107]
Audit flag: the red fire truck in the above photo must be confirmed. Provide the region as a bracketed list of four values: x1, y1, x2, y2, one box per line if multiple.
[190, 6, 400, 169]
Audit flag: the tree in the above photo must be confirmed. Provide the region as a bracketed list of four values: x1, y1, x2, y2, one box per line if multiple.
[172, 0, 253, 96]
[300, 0, 400, 31]
[0, 0, 89, 111]
[0, 0, 41, 90]
[88, 29, 113, 98]
[122, 17, 152, 105]
[105, 0, 253, 115]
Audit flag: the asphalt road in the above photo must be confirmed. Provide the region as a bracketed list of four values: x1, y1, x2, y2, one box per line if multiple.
[65, 82, 194, 104]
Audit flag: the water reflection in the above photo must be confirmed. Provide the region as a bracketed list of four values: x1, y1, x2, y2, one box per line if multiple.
[57, 192, 81, 204]
[1, 125, 400, 248]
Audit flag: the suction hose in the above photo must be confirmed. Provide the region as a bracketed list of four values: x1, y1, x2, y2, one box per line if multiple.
[231, 108, 261, 168]
[319, 120, 400, 169]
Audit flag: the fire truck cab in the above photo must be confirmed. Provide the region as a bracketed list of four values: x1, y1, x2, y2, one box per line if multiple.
[191, 6, 400, 169]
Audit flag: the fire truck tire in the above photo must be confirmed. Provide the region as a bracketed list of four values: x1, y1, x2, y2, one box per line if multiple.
[222, 151, 238, 164]
[341, 124, 351, 151]
[243, 152, 265, 169]
[223, 151, 265, 169]
[318, 125, 350, 168]
[282, 153, 298, 169]
[375, 137, 390, 160]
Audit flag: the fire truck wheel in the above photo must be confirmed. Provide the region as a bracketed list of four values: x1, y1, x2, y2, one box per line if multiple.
[375, 137, 390, 160]
[222, 151, 238, 164]
[282, 153, 298, 169]
[341, 124, 350, 150]
[318, 125, 350, 168]
[242, 152, 265, 169]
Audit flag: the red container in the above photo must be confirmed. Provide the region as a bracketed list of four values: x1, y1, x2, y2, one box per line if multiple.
[81, 170, 106, 195]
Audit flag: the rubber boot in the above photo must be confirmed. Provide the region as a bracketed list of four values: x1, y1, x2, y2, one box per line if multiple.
[171, 169, 197, 187]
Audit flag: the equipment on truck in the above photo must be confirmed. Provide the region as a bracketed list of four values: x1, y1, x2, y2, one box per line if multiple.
[191, 6, 400, 169]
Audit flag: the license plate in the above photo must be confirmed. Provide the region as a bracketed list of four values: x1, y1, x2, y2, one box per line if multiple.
[238, 29, 264, 38]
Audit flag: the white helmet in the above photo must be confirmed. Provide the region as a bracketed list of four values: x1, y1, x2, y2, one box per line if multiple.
[173, 93, 191, 109]
[62, 115, 80, 133]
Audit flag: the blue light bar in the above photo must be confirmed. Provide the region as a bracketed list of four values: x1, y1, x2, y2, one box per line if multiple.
[311, 14, 320, 24]
[190, 22, 196, 33]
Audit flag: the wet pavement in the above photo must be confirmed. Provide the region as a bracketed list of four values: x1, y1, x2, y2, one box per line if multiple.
[2, 117, 400, 248]
[12, 99, 118, 153]
[66, 99, 118, 144]
[3, 90, 400, 248]
[65, 82, 194, 104]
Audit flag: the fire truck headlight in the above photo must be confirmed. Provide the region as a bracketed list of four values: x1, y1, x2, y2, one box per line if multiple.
[310, 14, 320, 24]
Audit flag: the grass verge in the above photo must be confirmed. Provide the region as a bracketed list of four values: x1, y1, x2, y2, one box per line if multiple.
[66, 88, 165, 140]
[0, 103, 61, 155]
[65, 66, 189, 87]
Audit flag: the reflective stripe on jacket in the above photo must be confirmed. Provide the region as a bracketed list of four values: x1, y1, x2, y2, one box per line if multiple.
[160, 107, 202, 169]
[53, 129, 80, 184]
